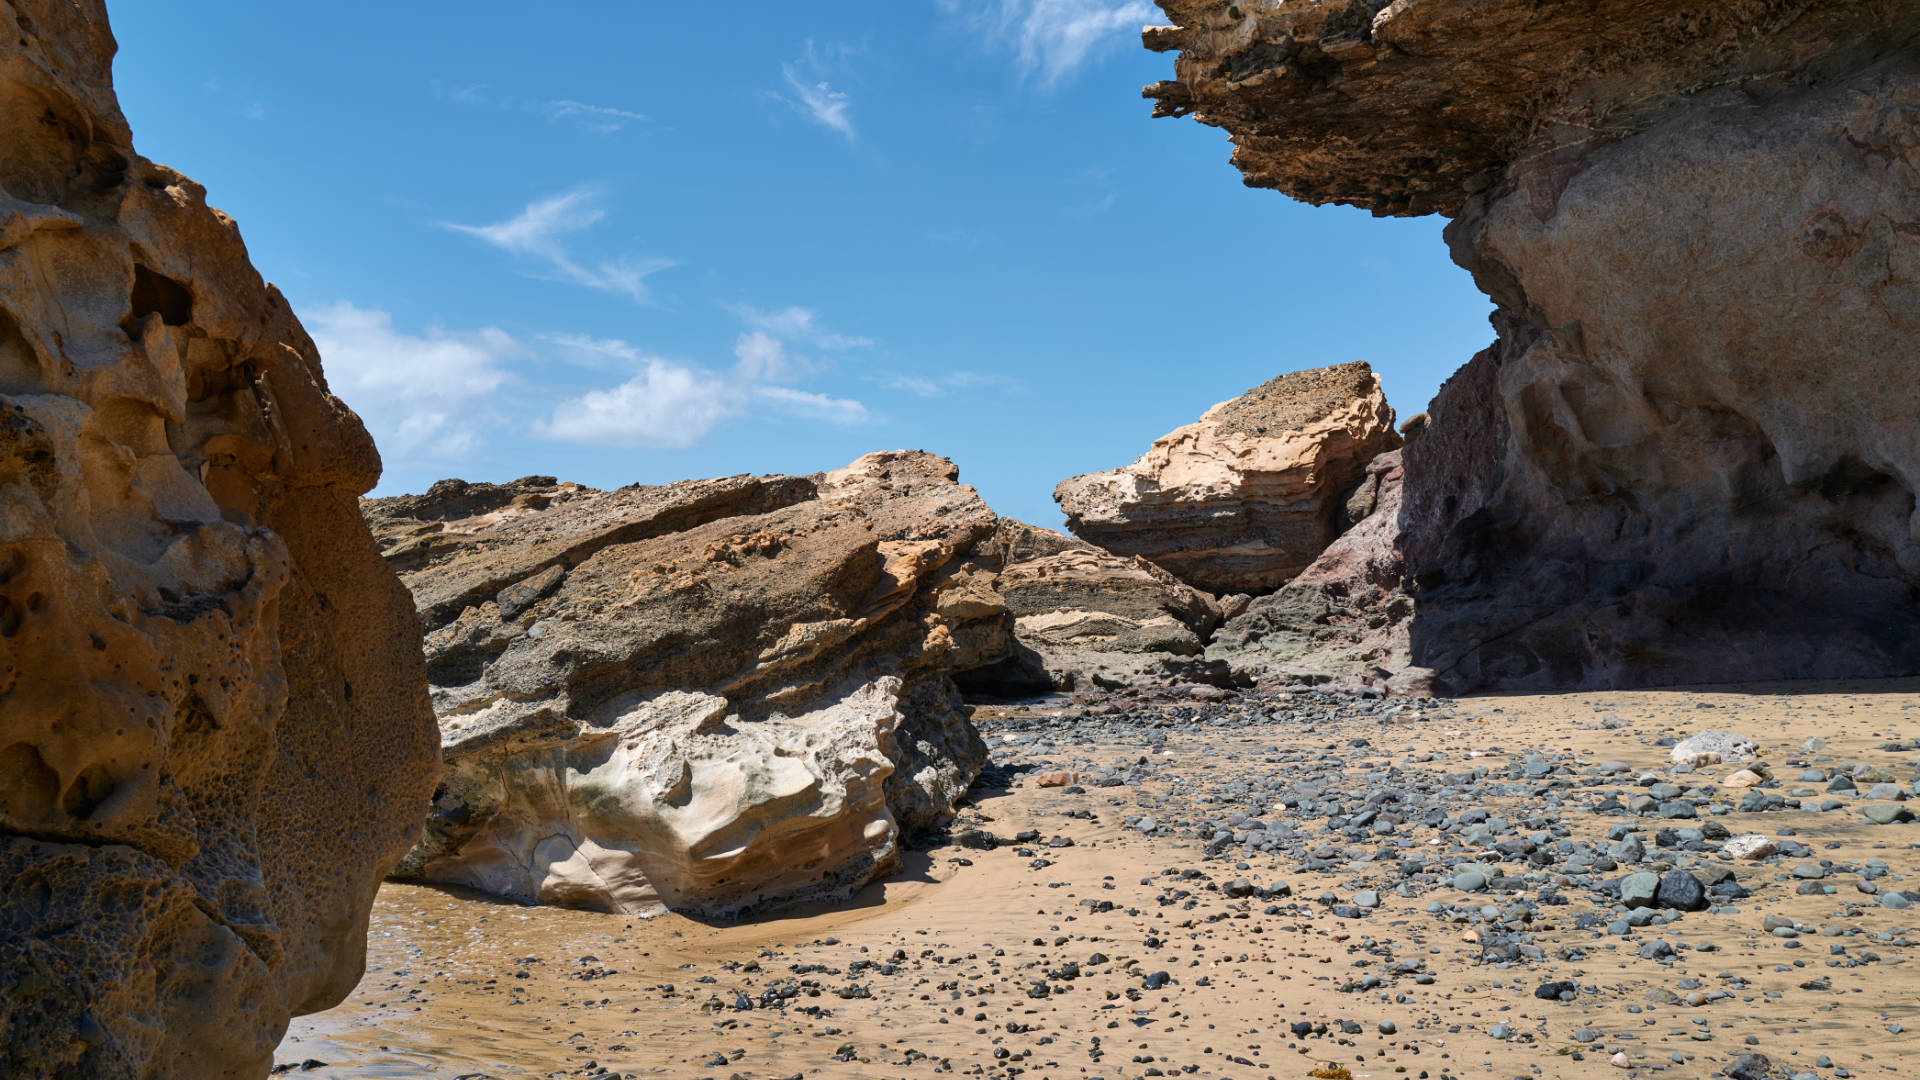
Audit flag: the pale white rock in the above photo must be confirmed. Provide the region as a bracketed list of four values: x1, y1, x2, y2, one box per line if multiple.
[1671, 731, 1758, 767]
[964, 521, 1228, 691]
[419, 680, 905, 917]
[1723, 834, 1777, 860]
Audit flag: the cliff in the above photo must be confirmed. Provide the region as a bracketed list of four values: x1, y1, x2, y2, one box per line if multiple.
[0, 3, 439, 1075]
[1149, 0, 1920, 691]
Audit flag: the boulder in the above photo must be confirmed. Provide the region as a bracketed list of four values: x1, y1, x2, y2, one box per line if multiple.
[966, 519, 1227, 692]
[366, 451, 1007, 917]
[1206, 449, 1428, 692]
[1144, 1, 1920, 692]
[1672, 732, 1758, 768]
[1723, 835, 1777, 860]
[1054, 362, 1400, 594]
[0, 4, 440, 1076]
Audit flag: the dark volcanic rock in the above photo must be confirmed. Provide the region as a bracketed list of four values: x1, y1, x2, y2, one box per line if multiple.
[1208, 449, 1423, 692]
[1146, 0, 1920, 692]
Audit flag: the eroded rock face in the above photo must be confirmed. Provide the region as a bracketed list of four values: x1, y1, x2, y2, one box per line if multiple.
[0, 4, 440, 1076]
[1208, 450, 1422, 692]
[365, 452, 1002, 917]
[1054, 362, 1400, 594]
[966, 519, 1227, 692]
[1148, 1, 1920, 691]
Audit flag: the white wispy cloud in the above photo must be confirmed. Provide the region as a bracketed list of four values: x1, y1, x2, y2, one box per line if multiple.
[782, 68, 855, 139]
[732, 330, 805, 383]
[540, 305, 873, 448]
[539, 359, 743, 449]
[306, 302, 520, 460]
[446, 189, 676, 302]
[776, 41, 859, 141]
[543, 332, 646, 368]
[873, 370, 1025, 398]
[436, 82, 648, 134]
[730, 304, 874, 350]
[940, 0, 1155, 85]
[755, 385, 869, 425]
[545, 100, 647, 134]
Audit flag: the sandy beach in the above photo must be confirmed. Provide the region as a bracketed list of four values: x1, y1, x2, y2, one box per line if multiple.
[280, 681, 1920, 1079]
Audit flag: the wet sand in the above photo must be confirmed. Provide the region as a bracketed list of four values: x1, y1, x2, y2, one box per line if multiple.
[280, 681, 1920, 1079]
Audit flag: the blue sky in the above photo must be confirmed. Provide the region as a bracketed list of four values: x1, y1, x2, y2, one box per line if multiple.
[110, 1, 1492, 527]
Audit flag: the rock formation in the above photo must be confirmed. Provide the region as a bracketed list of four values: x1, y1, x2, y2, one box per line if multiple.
[364, 452, 1006, 918]
[0, 4, 440, 1077]
[1208, 449, 1421, 692]
[965, 519, 1228, 692]
[1054, 362, 1400, 595]
[1147, 0, 1920, 692]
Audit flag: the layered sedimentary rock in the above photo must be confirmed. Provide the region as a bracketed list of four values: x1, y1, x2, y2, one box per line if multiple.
[0, 4, 440, 1076]
[365, 452, 1004, 917]
[965, 520, 1227, 692]
[1054, 362, 1399, 594]
[1148, 0, 1920, 691]
[1209, 450, 1419, 691]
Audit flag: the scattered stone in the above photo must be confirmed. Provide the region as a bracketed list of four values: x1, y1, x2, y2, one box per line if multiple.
[1723, 835, 1777, 860]
[1672, 731, 1758, 767]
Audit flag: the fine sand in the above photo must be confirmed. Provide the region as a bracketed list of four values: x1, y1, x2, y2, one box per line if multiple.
[279, 681, 1920, 1079]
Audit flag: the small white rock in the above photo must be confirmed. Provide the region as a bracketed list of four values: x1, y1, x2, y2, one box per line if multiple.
[1671, 730, 1757, 766]
[1723, 834, 1777, 860]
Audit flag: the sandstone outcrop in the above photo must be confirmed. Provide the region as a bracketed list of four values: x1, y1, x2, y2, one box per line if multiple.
[1147, 1, 1920, 691]
[365, 452, 1005, 917]
[1208, 450, 1421, 692]
[1054, 362, 1400, 594]
[0, 4, 440, 1076]
[965, 519, 1227, 692]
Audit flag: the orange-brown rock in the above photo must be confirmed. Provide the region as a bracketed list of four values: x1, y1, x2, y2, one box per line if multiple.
[1054, 362, 1399, 594]
[364, 452, 1006, 918]
[0, 3, 440, 1076]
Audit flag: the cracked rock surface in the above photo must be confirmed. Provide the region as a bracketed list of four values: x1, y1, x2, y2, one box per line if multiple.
[365, 452, 1007, 918]
[1147, 0, 1920, 691]
[0, 3, 439, 1076]
[1055, 362, 1399, 595]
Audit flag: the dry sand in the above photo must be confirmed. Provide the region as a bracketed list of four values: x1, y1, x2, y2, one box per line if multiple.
[278, 681, 1920, 1079]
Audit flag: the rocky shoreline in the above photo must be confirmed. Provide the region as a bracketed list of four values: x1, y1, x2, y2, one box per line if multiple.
[5, 0, 1920, 1076]
[281, 679, 1920, 1079]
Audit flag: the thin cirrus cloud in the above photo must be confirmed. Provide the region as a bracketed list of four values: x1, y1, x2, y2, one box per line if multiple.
[873, 370, 1025, 398]
[445, 189, 677, 303]
[540, 306, 870, 449]
[940, 0, 1156, 86]
[436, 82, 649, 134]
[730, 303, 874, 350]
[545, 100, 648, 134]
[305, 301, 520, 461]
[777, 41, 859, 141]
